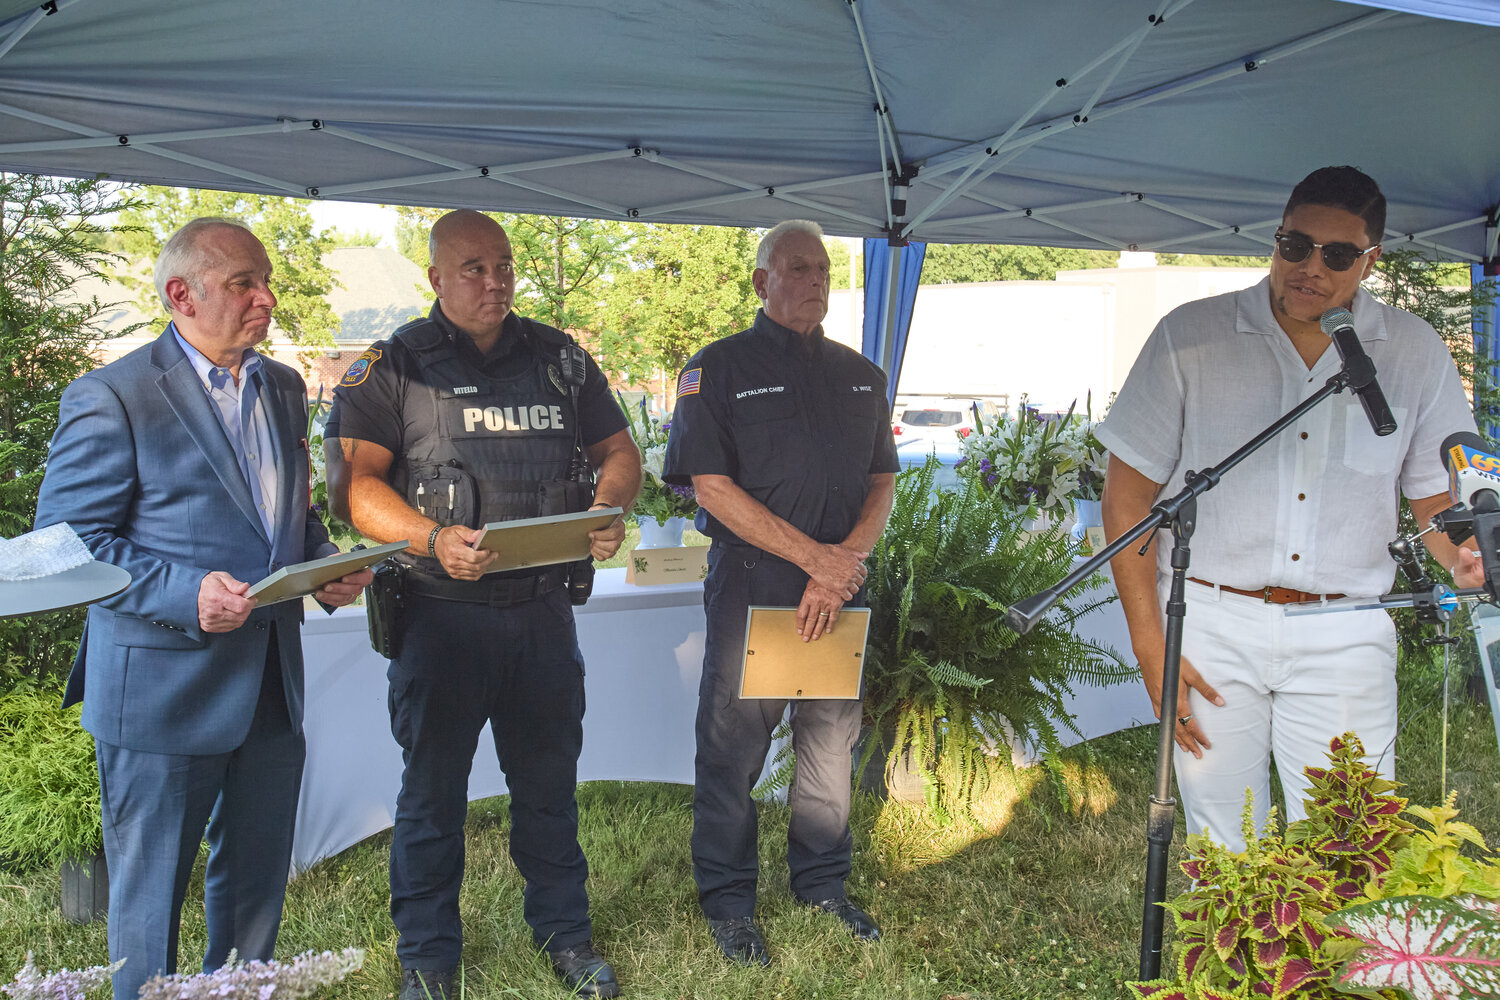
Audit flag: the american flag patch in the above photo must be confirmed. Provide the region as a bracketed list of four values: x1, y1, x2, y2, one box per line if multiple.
[677, 367, 703, 397]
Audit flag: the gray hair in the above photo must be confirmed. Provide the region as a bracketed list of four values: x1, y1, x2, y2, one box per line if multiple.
[152, 217, 255, 311]
[756, 219, 824, 270]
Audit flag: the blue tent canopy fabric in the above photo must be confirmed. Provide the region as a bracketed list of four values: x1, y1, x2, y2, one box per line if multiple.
[1477, 263, 1500, 436]
[0, 0, 1494, 261]
[0, 0, 1494, 398]
[860, 239, 927, 403]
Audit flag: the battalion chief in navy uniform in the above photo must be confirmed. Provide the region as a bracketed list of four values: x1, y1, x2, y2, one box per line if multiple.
[325, 210, 640, 1000]
[663, 219, 898, 965]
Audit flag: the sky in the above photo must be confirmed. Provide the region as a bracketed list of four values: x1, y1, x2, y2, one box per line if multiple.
[306, 199, 400, 247]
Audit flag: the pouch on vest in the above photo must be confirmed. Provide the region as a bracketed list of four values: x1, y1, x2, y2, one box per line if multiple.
[410, 463, 481, 528]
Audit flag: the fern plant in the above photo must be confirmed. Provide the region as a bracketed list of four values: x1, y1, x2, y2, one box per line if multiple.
[860, 455, 1130, 819]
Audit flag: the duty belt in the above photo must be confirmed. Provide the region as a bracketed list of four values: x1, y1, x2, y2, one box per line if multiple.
[406, 565, 568, 607]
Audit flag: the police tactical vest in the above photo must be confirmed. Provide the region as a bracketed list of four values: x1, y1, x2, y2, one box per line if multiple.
[389, 317, 593, 572]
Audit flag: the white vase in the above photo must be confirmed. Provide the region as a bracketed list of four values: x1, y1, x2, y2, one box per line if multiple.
[1070, 498, 1103, 554]
[637, 515, 687, 549]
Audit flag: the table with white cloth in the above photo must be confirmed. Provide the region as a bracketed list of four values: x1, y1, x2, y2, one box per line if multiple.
[292, 565, 1150, 870]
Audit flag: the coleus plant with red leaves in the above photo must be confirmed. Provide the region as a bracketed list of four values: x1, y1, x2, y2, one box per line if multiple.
[1128, 733, 1411, 1000]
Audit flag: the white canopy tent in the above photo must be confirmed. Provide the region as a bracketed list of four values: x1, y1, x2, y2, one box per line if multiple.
[0, 0, 1494, 260]
[1, 0, 1497, 389]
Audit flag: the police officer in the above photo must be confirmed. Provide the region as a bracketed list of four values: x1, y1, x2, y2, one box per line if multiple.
[663, 220, 898, 965]
[326, 210, 640, 1000]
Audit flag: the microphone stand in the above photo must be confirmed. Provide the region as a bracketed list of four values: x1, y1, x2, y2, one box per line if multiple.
[1005, 359, 1375, 981]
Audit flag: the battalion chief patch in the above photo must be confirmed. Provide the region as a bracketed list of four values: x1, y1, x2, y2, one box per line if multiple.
[677, 367, 702, 397]
[339, 347, 382, 388]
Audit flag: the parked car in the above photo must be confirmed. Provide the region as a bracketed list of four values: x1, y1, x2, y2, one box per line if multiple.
[895, 435, 964, 490]
[891, 395, 1006, 447]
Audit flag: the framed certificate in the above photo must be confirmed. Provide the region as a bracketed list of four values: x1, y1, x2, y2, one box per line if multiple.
[738, 606, 870, 700]
[472, 507, 624, 572]
[247, 539, 409, 605]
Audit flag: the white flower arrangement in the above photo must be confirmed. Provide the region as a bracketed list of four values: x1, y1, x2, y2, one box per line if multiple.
[956, 395, 1109, 511]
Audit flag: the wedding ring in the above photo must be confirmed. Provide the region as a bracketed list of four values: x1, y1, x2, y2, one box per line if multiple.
[1178, 714, 1194, 726]
[818, 611, 829, 617]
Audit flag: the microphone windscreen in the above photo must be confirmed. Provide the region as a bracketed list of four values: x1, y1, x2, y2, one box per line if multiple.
[1320, 307, 1356, 336]
[1440, 430, 1490, 470]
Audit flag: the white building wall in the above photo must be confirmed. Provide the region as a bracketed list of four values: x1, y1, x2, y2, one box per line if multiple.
[825, 265, 1267, 413]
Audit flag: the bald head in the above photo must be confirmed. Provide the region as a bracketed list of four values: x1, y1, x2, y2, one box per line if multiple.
[429, 210, 506, 267]
[427, 210, 516, 342]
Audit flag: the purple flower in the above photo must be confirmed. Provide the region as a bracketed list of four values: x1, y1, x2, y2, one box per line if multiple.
[979, 458, 992, 472]
[986, 473, 999, 486]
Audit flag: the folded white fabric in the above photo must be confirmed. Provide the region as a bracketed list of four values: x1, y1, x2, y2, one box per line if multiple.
[0, 523, 94, 581]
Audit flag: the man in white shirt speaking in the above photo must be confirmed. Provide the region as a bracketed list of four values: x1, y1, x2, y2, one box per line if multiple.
[1097, 166, 1482, 850]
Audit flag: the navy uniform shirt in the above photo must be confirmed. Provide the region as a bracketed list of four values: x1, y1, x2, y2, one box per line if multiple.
[326, 303, 626, 453]
[663, 309, 899, 545]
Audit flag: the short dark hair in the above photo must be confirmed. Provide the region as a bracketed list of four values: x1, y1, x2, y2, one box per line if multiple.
[1283, 166, 1386, 246]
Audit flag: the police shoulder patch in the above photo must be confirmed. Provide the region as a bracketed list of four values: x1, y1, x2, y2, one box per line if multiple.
[339, 347, 382, 388]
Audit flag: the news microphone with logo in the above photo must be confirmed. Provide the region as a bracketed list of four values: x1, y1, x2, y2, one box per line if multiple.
[1434, 430, 1500, 599]
[1442, 431, 1500, 511]
[1321, 307, 1397, 436]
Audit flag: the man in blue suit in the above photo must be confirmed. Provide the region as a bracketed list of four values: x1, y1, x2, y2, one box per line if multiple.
[35, 218, 372, 1000]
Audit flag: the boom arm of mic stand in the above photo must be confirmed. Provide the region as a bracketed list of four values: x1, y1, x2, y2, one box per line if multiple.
[1005, 368, 1357, 633]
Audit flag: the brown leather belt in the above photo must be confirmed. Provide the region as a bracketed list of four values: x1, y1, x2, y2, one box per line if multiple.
[1188, 577, 1345, 605]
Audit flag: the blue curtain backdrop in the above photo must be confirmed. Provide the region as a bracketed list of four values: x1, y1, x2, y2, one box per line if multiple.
[1477, 263, 1500, 437]
[860, 239, 927, 405]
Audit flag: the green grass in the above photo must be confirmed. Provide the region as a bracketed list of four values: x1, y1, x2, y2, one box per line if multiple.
[3, 654, 1498, 999]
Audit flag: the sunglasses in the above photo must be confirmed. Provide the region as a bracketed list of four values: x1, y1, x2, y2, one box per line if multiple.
[1273, 229, 1380, 272]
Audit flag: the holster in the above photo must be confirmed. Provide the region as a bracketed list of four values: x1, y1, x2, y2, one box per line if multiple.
[567, 559, 595, 606]
[365, 557, 408, 658]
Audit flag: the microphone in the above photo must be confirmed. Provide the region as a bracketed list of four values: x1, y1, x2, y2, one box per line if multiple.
[1436, 430, 1500, 599]
[1321, 308, 1397, 436]
[1439, 431, 1500, 515]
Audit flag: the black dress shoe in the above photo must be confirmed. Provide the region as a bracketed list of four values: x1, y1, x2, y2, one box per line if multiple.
[546, 939, 620, 998]
[399, 968, 455, 1000]
[805, 896, 882, 941]
[707, 916, 771, 966]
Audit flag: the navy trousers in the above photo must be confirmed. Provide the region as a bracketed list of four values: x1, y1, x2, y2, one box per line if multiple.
[691, 543, 862, 920]
[96, 639, 304, 1000]
[387, 587, 591, 970]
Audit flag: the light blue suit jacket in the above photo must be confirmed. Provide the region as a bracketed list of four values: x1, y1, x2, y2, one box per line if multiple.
[36, 328, 337, 756]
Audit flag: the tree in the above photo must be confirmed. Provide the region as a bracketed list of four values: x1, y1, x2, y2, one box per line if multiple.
[1158, 252, 1271, 267]
[0, 173, 141, 691]
[325, 228, 382, 248]
[113, 187, 339, 346]
[1373, 248, 1500, 435]
[595, 224, 761, 404]
[393, 207, 629, 330]
[919, 243, 1118, 283]
[828, 238, 858, 290]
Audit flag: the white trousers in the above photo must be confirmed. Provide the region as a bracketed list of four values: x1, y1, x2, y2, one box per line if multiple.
[1172, 581, 1397, 851]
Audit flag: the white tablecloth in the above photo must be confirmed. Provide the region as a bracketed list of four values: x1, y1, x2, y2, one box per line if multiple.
[292, 566, 1150, 870]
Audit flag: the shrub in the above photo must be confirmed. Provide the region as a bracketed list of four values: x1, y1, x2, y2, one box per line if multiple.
[0, 692, 101, 868]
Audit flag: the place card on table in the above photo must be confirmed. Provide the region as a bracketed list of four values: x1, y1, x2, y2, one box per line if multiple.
[625, 544, 710, 585]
